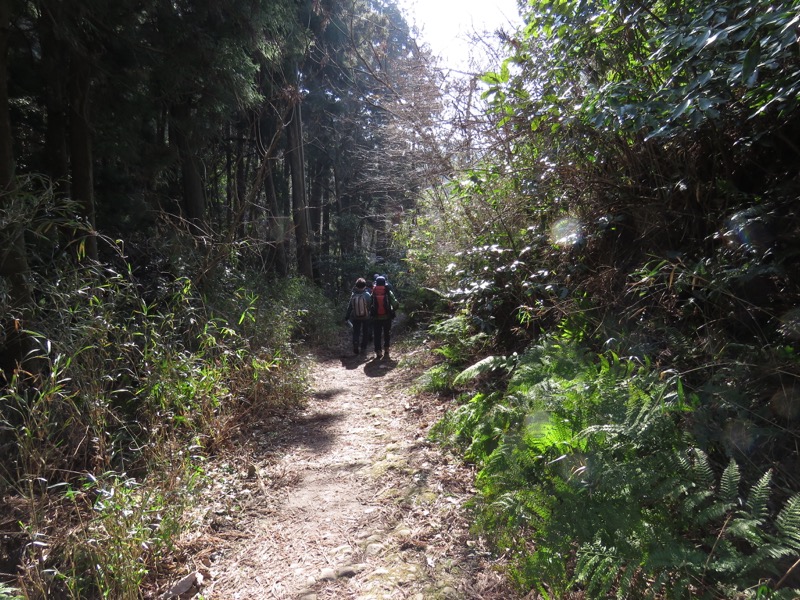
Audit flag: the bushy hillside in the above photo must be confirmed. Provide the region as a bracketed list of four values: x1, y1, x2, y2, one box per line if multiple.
[404, 0, 800, 597]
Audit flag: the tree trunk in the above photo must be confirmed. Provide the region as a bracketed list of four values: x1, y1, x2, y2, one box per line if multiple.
[171, 102, 205, 232]
[68, 53, 97, 260]
[226, 122, 233, 228]
[236, 119, 248, 238]
[0, 0, 38, 378]
[309, 160, 323, 240]
[286, 100, 313, 280]
[265, 163, 288, 277]
[39, 9, 69, 193]
[321, 175, 331, 259]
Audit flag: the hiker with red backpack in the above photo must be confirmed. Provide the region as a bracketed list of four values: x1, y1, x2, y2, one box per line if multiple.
[345, 278, 372, 355]
[364, 278, 375, 347]
[370, 276, 398, 359]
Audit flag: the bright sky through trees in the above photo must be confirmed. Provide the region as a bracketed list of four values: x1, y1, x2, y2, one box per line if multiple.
[399, 0, 522, 72]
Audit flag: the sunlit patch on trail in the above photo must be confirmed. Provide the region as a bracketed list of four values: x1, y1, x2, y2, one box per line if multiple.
[550, 217, 583, 247]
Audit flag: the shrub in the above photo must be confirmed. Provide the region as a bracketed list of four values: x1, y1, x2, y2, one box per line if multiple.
[433, 337, 800, 598]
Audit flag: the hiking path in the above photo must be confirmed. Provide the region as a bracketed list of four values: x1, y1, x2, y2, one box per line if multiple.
[170, 332, 520, 600]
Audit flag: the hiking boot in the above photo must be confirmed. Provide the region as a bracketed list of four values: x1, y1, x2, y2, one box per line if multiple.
[383, 348, 390, 359]
[375, 351, 382, 360]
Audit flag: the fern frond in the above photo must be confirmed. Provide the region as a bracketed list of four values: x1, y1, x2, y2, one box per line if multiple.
[695, 499, 735, 526]
[616, 564, 636, 599]
[648, 570, 670, 599]
[708, 546, 746, 575]
[750, 542, 798, 563]
[591, 556, 618, 598]
[680, 488, 713, 516]
[453, 354, 512, 385]
[727, 517, 767, 546]
[576, 544, 624, 597]
[719, 460, 741, 504]
[690, 449, 715, 488]
[575, 549, 602, 580]
[776, 494, 800, 548]
[745, 469, 773, 525]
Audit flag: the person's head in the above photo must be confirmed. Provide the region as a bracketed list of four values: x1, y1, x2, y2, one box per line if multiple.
[366, 279, 373, 289]
[355, 277, 366, 289]
[375, 276, 386, 286]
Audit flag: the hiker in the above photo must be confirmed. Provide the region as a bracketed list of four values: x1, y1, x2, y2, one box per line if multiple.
[345, 278, 371, 355]
[374, 273, 395, 295]
[364, 278, 374, 347]
[371, 276, 398, 359]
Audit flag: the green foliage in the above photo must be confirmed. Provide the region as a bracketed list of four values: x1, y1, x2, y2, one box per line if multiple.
[431, 335, 800, 598]
[0, 584, 22, 600]
[417, 363, 461, 394]
[0, 242, 316, 597]
[416, 315, 496, 394]
[429, 315, 492, 362]
[496, 0, 800, 138]
[453, 354, 517, 386]
[264, 276, 339, 347]
[410, 0, 800, 598]
[44, 471, 190, 600]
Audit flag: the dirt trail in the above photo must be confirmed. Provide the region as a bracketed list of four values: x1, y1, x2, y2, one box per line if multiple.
[180, 334, 519, 599]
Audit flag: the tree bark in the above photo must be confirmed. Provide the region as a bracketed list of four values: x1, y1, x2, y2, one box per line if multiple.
[265, 163, 288, 277]
[309, 159, 323, 240]
[321, 175, 331, 259]
[171, 102, 206, 232]
[286, 99, 313, 280]
[68, 53, 97, 260]
[0, 0, 38, 378]
[39, 8, 69, 194]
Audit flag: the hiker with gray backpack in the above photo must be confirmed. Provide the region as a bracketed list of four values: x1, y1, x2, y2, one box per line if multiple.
[345, 278, 372, 355]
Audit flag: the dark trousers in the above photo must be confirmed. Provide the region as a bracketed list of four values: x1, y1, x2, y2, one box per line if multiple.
[373, 319, 391, 352]
[364, 317, 373, 344]
[352, 319, 369, 350]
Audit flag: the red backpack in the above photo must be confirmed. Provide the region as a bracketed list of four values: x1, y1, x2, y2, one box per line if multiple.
[372, 285, 388, 316]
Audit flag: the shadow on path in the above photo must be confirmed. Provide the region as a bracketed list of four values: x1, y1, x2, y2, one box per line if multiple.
[259, 409, 344, 456]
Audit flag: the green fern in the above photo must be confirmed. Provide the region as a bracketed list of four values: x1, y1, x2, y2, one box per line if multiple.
[453, 354, 516, 385]
[776, 495, 800, 546]
[0, 584, 22, 600]
[434, 336, 800, 598]
[719, 460, 741, 504]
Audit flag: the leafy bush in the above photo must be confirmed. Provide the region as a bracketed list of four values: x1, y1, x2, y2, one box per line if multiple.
[431, 337, 800, 598]
[0, 243, 318, 597]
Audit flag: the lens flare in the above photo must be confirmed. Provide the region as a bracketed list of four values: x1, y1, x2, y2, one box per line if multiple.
[723, 419, 756, 454]
[550, 217, 583, 247]
[724, 210, 772, 252]
[779, 308, 800, 341]
[770, 386, 800, 421]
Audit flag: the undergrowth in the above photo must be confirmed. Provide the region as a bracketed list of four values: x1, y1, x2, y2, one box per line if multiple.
[0, 236, 338, 598]
[427, 333, 800, 599]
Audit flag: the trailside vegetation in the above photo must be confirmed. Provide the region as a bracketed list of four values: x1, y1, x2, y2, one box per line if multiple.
[0, 0, 439, 597]
[406, 0, 800, 597]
